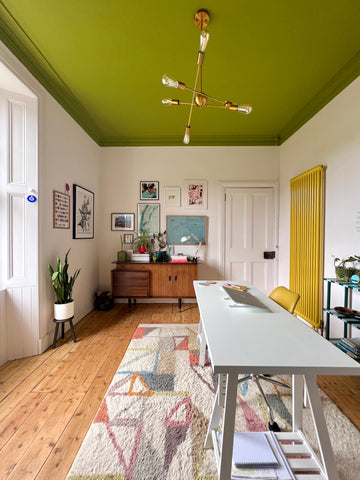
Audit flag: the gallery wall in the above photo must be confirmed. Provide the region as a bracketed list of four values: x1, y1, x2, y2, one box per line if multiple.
[98, 146, 280, 292]
[279, 75, 360, 339]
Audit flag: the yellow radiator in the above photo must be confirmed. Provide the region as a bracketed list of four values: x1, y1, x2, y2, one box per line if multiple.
[290, 165, 324, 329]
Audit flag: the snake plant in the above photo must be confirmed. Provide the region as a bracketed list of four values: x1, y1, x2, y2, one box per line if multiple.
[48, 249, 80, 304]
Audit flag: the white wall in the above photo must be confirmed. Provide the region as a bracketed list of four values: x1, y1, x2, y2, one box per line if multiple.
[98, 146, 279, 291]
[0, 41, 101, 354]
[279, 76, 360, 339]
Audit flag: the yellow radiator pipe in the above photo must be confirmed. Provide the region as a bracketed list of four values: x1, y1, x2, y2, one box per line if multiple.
[290, 166, 324, 329]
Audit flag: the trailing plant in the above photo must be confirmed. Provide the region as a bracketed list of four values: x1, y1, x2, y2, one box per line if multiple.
[153, 230, 167, 251]
[333, 255, 360, 282]
[48, 249, 80, 304]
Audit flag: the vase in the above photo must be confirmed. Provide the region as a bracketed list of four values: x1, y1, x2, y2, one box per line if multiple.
[54, 300, 74, 320]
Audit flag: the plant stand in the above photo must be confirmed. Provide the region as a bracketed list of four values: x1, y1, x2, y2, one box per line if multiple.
[52, 316, 76, 349]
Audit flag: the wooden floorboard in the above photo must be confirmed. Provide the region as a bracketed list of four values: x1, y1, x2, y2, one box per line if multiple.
[0, 303, 359, 479]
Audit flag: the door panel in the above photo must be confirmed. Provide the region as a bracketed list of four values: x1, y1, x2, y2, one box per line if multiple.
[225, 187, 277, 295]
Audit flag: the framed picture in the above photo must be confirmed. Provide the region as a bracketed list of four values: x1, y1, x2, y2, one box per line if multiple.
[123, 233, 134, 244]
[184, 180, 207, 209]
[73, 184, 94, 239]
[164, 187, 181, 207]
[140, 181, 159, 200]
[111, 213, 135, 231]
[137, 203, 160, 235]
[53, 190, 70, 229]
[166, 215, 207, 245]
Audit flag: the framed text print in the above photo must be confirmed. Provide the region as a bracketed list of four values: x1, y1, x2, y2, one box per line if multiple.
[183, 180, 207, 209]
[53, 190, 70, 229]
[73, 184, 94, 239]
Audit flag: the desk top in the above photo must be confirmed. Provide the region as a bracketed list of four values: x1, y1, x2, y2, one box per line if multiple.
[194, 281, 360, 376]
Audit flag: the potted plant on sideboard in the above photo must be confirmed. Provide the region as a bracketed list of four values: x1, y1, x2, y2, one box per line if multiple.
[48, 249, 80, 320]
[333, 255, 360, 282]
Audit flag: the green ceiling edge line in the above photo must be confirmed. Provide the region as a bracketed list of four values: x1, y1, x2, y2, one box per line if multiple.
[278, 51, 360, 145]
[99, 135, 279, 147]
[0, 4, 102, 145]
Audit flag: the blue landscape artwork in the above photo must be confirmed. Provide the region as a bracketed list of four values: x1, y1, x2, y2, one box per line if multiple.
[166, 216, 206, 244]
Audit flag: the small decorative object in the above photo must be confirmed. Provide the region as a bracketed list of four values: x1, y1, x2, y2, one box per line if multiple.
[111, 213, 135, 231]
[117, 235, 127, 262]
[351, 274, 360, 284]
[183, 180, 207, 209]
[152, 231, 168, 262]
[48, 249, 80, 319]
[164, 187, 181, 207]
[140, 181, 159, 200]
[137, 203, 160, 235]
[166, 215, 206, 245]
[94, 291, 114, 311]
[53, 190, 70, 229]
[73, 184, 94, 239]
[333, 255, 360, 282]
[123, 233, 134, 244]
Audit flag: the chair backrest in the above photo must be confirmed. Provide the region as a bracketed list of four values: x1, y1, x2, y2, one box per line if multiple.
[269, 286, 300, 314]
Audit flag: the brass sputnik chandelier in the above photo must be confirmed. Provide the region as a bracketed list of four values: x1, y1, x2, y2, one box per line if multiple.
[161, 9, 252, 145]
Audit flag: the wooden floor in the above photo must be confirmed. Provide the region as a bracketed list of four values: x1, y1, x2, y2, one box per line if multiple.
[0, 303, 359, 480]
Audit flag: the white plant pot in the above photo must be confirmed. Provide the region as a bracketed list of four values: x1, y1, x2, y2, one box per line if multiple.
[54, 301, 74, 320]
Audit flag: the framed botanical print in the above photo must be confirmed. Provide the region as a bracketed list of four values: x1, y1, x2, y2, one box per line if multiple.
[53, 190, 70, 229]
[140, 181, 159, 200]
[183, 180, 207, 209]
[111, 213, 135, 231]
[73, 184, 94, 239]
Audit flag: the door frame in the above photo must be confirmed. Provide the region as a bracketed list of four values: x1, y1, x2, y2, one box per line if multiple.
[217, 180, 279, 281]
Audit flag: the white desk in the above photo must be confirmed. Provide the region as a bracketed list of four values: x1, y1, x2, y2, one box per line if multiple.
[194, 281, 360, 480]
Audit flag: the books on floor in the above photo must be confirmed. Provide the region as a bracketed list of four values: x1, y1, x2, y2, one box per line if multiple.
[217, 431, 295, 480]
[335, 338, 360, 361]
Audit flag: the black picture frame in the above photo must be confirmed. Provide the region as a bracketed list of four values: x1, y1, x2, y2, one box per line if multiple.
[140, 181, 159, 200]
[73, 184, 94, 239]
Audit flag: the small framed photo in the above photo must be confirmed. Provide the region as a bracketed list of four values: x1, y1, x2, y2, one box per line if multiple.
[123, 233, 134, 244]
[111, 213, 135, 231]
[73, 184, 94, 239]
[53, 190, 70, 229]
[184, 180, 207, 209]
[140, 181, 159, 200]
[164, 187, 181, 207]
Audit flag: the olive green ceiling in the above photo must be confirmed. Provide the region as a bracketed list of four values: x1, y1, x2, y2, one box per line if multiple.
[1, 0, 360, 146]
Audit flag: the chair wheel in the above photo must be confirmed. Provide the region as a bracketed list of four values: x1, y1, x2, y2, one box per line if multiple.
[268, 421, 281, 432]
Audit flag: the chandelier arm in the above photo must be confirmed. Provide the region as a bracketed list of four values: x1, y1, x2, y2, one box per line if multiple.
[187, 62, 202, 127]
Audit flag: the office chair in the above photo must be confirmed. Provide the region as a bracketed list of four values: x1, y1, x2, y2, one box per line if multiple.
[238, 286, 300, 432]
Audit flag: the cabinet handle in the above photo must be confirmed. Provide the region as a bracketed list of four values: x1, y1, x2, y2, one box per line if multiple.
[169, 275, 171, 282]
[175, 275, 177, 281]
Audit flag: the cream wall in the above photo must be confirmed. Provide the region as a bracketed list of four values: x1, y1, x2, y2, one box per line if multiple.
[98, 146, 279, 291]
[279, 76, 360, 339]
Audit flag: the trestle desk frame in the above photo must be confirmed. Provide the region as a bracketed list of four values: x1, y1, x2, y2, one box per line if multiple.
[194, 281, 360, 480]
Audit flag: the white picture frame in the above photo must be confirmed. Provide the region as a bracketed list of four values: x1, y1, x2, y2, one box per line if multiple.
[183, 180, 207, 209]
[164, 187, 181, 207]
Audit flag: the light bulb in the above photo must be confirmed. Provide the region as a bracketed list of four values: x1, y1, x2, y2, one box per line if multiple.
[200, 31, 210, 52]
[237, 105, 253, 114]
[162, 74, 179, 88]
[183, 126, 191, 145]
[162, 98, 180, 106]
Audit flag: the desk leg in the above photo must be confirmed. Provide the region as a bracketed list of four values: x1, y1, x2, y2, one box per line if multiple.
[292, 374, 304, 431]
[304, 374, 339, 480]
[218, 373, 238, 480]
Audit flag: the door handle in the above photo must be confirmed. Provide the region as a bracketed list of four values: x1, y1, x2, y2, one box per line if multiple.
[264, 251, 276, 259]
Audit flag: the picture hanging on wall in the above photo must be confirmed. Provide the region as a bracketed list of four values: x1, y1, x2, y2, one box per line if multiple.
[166, 215, 207, 245]
[53, 190, 70, 229]
[183, 180, 207, 209]
[140, 181, 159, 200]
[111, 213, 135, 231]
[164, 186, 181, 207]
[124, 233, 134, 244]
[73, 184, 94, 239]
[137, 203, 160, 235]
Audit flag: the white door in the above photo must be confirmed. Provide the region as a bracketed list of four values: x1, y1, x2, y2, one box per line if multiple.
[224, 186, 278, 294]
[0, 87, 39, 362]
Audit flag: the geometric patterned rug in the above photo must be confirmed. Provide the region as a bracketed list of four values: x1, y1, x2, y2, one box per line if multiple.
[66, 324, 360, 480]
